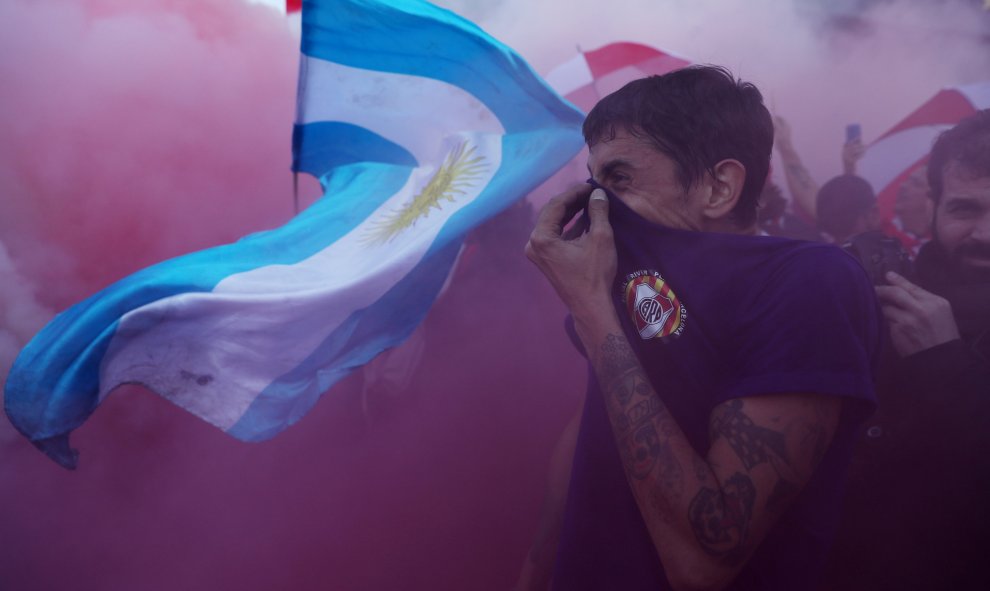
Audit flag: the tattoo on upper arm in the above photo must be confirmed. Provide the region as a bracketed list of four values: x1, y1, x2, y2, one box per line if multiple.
[710, 398, 834, 513]
[688, 472, 756, 566]
[710, 399, 789, 471]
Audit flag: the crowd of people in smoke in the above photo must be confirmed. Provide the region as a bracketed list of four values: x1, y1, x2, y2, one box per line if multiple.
[365, 104, 990, 591]
[356, 92, 989, 591]
[757, 110, 990, 590]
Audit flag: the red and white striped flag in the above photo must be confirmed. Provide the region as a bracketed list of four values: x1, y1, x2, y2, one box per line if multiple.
[860, 82, 990, 223]
[544, 42, 691, 112]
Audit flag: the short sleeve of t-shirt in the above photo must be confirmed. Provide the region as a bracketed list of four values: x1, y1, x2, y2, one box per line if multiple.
[718, 246, 880, 407]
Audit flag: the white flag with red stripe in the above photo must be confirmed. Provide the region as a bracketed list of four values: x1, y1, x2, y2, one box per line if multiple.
[860, 83, 990, 222]
[545, 42, 690, 113]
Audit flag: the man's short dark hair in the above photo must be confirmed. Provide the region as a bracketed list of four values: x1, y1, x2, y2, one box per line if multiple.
[816, 174, 876, 239]
[928, 108, 990, 203]
[582, 65, 774, 227]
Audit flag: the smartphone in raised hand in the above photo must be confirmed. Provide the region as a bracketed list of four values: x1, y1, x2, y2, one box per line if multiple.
[845, 123, 862, 143]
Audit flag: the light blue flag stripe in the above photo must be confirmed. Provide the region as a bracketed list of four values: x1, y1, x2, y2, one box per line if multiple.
[4, 0, 584, 468]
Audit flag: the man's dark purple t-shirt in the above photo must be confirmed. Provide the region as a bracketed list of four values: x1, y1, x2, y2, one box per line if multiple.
[551, 195, 880, 590]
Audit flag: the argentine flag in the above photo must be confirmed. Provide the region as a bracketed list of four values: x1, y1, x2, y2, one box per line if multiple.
[4, 0, 584, 469]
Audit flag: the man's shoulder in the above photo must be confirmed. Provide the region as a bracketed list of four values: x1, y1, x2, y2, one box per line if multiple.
[729, 238, 881, 353]
[716, 238, 881, 407]
[774, 238, 861, 269]
[726, 232, 856, 264]
[742, 238, 873, 301]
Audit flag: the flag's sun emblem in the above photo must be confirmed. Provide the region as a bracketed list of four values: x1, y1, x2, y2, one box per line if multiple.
[368, 141, 487, 244]
[621, 269, 687, 340]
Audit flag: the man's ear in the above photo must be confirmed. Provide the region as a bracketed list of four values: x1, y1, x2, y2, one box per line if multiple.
[702, 159, 746, 220]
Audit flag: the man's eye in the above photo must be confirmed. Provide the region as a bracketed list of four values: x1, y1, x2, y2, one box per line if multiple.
[947, 202, 981, 217]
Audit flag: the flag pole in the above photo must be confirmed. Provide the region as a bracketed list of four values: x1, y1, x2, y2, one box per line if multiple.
[293, 171, 300, 215]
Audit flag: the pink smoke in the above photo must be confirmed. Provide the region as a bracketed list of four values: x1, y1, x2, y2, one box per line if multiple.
[0, 2, 583, 590]
[0, 0, 302, 310]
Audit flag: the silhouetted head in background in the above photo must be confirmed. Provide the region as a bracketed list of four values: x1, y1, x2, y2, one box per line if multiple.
[894, 166, 933, 238]
[816, 174, 879, 244]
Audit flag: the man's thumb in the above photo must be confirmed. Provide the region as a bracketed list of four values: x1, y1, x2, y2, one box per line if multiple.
[588, 188, 609, 225]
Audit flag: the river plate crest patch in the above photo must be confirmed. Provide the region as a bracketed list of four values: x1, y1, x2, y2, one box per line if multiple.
[621, 270, 687, 340]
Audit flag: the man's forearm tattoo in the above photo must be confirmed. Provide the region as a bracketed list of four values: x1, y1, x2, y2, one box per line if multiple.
[688, 472, 756, 566]
[600, 334, 640, 389]
[599, 335, 666, 435]
[598, 334, 680, 486]
[629, 423, 661, 479]
[652, 438, 685, 523]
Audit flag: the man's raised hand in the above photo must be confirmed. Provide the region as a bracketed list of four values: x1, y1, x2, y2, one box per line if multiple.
[526, 184, 617, 320]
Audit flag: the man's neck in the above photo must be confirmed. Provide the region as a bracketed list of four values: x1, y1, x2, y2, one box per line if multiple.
[703, 217, 758, 236]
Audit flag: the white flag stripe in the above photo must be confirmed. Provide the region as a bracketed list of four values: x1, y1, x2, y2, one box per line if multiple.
[958, 83, 990, 110]
[544, 53, 593, 97]
[297, 57, 504, 165]
[100, 65, 505, 429]
[859, 125, 952, 194]
[593, 65, 656, 101]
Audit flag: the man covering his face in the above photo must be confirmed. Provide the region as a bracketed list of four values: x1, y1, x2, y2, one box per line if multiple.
[521, 66, 880, 591]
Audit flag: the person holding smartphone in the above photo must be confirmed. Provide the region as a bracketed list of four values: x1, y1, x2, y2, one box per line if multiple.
[824, 109, 990, 591]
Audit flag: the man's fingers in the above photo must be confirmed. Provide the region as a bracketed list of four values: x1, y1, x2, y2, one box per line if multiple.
[874, 285, 914, 310]
[562, 213, 590, 240]
[527, 184, 593, 264]
[884, 272, 930, 299]
[533, 184, 592, 237]
[878, 302, 912, 326]
[560, 188, 603, 240]
[558, 183, 594, 221]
